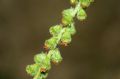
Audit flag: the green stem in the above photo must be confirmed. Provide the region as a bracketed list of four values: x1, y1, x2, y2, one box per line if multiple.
[33, 69, 41, 79]
[73, 2, 81, 17]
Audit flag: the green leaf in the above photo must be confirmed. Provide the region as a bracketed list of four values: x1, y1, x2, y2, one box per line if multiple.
[50, 48, 63, 64]
[62, 8, 75, 25]
[26, 64, 40, 76]
[49, 25, 63, 36]
[45, 37, 58, 49]
[77, 8, 87, 21]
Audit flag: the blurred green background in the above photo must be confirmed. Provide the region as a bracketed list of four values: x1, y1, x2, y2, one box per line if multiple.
[0, 0, 120, 79]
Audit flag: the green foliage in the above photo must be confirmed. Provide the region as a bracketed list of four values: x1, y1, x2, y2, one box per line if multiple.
[26, 0, 93, 79]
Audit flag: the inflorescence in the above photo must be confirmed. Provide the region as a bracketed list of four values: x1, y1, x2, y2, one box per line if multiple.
[26, 0, 93, 79]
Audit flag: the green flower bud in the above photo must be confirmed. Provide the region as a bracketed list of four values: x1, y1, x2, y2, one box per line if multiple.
[80, 0, 91, 8]
[67, 23, 76, 35]
[40, 57, 51, 71]
[45, 37, 58, 49]
[70, 0, 78, 4]
[49, 25, 63, 36]
[62, 8, 75, 25]
[34, 52, 46, 64]
[50, 48, 63, 64]
[61, 28, 72, 44]
[26, 64, 39, 76]
[34, 53, 51, 71]
[77, 8, 87, 21]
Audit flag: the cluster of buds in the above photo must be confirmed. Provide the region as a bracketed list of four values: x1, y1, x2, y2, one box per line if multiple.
[26, 48, 62, 79]
[26, 0, 93, 79]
